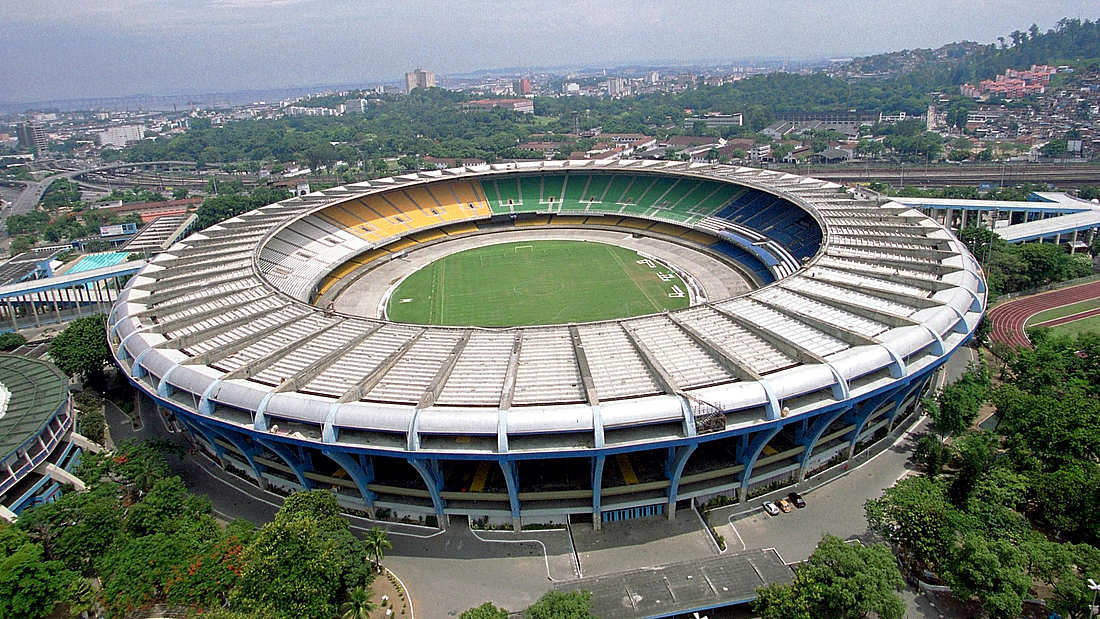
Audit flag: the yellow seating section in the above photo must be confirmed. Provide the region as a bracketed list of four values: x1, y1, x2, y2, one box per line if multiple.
[442, 223, 479, 235]
[681, 230, 718, 246]
[548, 216, 587, 225]
[516, 216, 550, 226]
[619, 218, 655, 230]
[410, 229, 447, 243]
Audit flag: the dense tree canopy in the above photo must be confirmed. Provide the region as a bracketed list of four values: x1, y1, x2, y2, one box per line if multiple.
[754, 535, 905, 619]
[48, 314, 112, 381]
[868, 331, 1100, 618]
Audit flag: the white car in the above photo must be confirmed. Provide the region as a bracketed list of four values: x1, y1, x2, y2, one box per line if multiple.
[762, 501, 780, 516]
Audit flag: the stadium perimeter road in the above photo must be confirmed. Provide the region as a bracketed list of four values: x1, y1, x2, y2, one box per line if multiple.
[331, 228, 752, 317]
[710, 345, 976, 565]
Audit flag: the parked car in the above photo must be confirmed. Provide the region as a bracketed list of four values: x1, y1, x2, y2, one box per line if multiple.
[776, 498, 792, 513]
[762, 501, 780, 516]
[788, 492, 806, 508]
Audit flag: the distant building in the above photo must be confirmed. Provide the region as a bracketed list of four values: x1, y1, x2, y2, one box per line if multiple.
[462, 98, 534, 114]
[514, 78, 532, 95]
[16, 122, 47, 155]
[749, 144, 772, 162]
[344, 98, 368, 114]
[95, 125, 145, 148]
[607, 77, 626, 97]
[682, 113, 744, 132]
[405, 68, 436, 93]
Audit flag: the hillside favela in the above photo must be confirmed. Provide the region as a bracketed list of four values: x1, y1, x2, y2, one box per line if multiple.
[1, 2, 1099, 618]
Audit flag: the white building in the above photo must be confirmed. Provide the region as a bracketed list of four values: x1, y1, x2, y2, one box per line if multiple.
[95, 125, 145, 148]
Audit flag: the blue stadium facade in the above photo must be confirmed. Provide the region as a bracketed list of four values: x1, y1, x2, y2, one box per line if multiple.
[108, 162, 986, 529]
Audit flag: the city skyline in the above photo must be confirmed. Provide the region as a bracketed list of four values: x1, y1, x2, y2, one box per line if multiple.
[0, 0, 1096, 103]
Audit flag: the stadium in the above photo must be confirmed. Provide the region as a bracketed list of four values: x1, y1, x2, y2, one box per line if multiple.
[107, 160, 986, 529]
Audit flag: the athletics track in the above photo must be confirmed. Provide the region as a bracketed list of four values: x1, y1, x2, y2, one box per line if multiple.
[987, 279, 1100, 348]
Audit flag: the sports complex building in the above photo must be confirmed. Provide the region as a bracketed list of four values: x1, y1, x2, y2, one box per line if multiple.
[0, 354, 91, 521]
[107, 160, 986, 529]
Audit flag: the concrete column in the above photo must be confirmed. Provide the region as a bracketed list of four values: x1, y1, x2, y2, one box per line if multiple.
[737, 425, 781, 504]
[322, 450, 377, 513]
[796, 408, 846, 481]
[407, 457, 446, 522]
[499, 460, 521, 531]
[31, 294, 40, 328]
[665, 444, 696, 519]
[255, 437, 314, 490]
[5, 300, 16, 332]
[591, 455, 605, 530]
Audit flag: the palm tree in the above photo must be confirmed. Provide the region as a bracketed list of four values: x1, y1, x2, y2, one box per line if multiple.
[363, 527, 392, 573]
[340, 586, 377, 619]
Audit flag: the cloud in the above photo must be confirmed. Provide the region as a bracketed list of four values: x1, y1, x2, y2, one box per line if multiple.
[0, 0, 1096, 102]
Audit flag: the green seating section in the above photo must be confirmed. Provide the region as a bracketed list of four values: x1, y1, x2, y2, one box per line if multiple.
[477, 173, 741, 223]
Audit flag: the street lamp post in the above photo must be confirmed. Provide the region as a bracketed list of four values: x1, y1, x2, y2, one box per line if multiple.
[1087, 578, 1099, 616]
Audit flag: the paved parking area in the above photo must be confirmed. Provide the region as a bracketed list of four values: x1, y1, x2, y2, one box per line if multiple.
[571, 509, 719, 577]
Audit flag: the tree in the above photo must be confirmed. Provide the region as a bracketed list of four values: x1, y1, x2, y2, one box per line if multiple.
[0, 331, 26, 351]
[171, 187, 189, 199]
[753, 535, 905, 619]
[461, 601, 510, 619]
[9, 235, 34, 256]
[942, 532, 1030, 619]
[232, 490, 375, 619]
[0, 538, 72, 619]
[865, 476, 956, 570]
[524, 590, 593, 619]
[363, 527, 392, 572]
[339, 586, 376, 619]
[48, 314, 111, 382]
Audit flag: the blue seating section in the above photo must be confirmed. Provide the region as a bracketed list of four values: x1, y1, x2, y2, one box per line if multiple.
[713, 188, 821, 259]
[709, 241, 775, 284]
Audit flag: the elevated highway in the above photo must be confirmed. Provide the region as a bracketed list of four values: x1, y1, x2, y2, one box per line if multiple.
[10, 161, 197, 215]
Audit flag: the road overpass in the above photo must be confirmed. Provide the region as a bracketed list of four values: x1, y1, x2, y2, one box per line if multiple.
[10, 161, 197, 215]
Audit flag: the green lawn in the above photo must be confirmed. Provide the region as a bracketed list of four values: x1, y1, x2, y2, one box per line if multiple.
[1047, 313, 1100, 338]
[1025, 297, 1100, 325]
[386, 240, 690, 326]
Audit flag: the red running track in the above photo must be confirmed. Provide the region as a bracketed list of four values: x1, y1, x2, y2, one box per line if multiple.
[988, 280, 1100, 348]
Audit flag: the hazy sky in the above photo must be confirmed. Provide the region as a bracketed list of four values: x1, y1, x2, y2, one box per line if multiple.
[1, 0, 1096, 102]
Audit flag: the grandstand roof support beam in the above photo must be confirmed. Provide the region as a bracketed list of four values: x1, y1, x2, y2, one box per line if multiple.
[183, 314, 310, 367]
[132, 283, 263, 320]
[619, 323, 679, 395]
[568, 326, 600, 406]
[337, 331, 425, 403]
[275, 325, 382, 393]
[496, 332, 524, 452]
[156, 303, 288, 349]
[418, 331, 471, 409]
[711, 304, 826, 367]
[780, 286, 918, 329]
[825, 263, 955, 293]
[665, 313, 761, 382]
[809, 275, 943, 311]
[751, 296, 877, 348]
[222, 320, 346, 380]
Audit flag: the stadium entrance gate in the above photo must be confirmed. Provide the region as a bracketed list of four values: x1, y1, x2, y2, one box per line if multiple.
[601, 503, 665, 523]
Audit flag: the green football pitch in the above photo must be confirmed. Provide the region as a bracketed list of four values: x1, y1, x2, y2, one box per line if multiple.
[385, 240, 690, 326]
